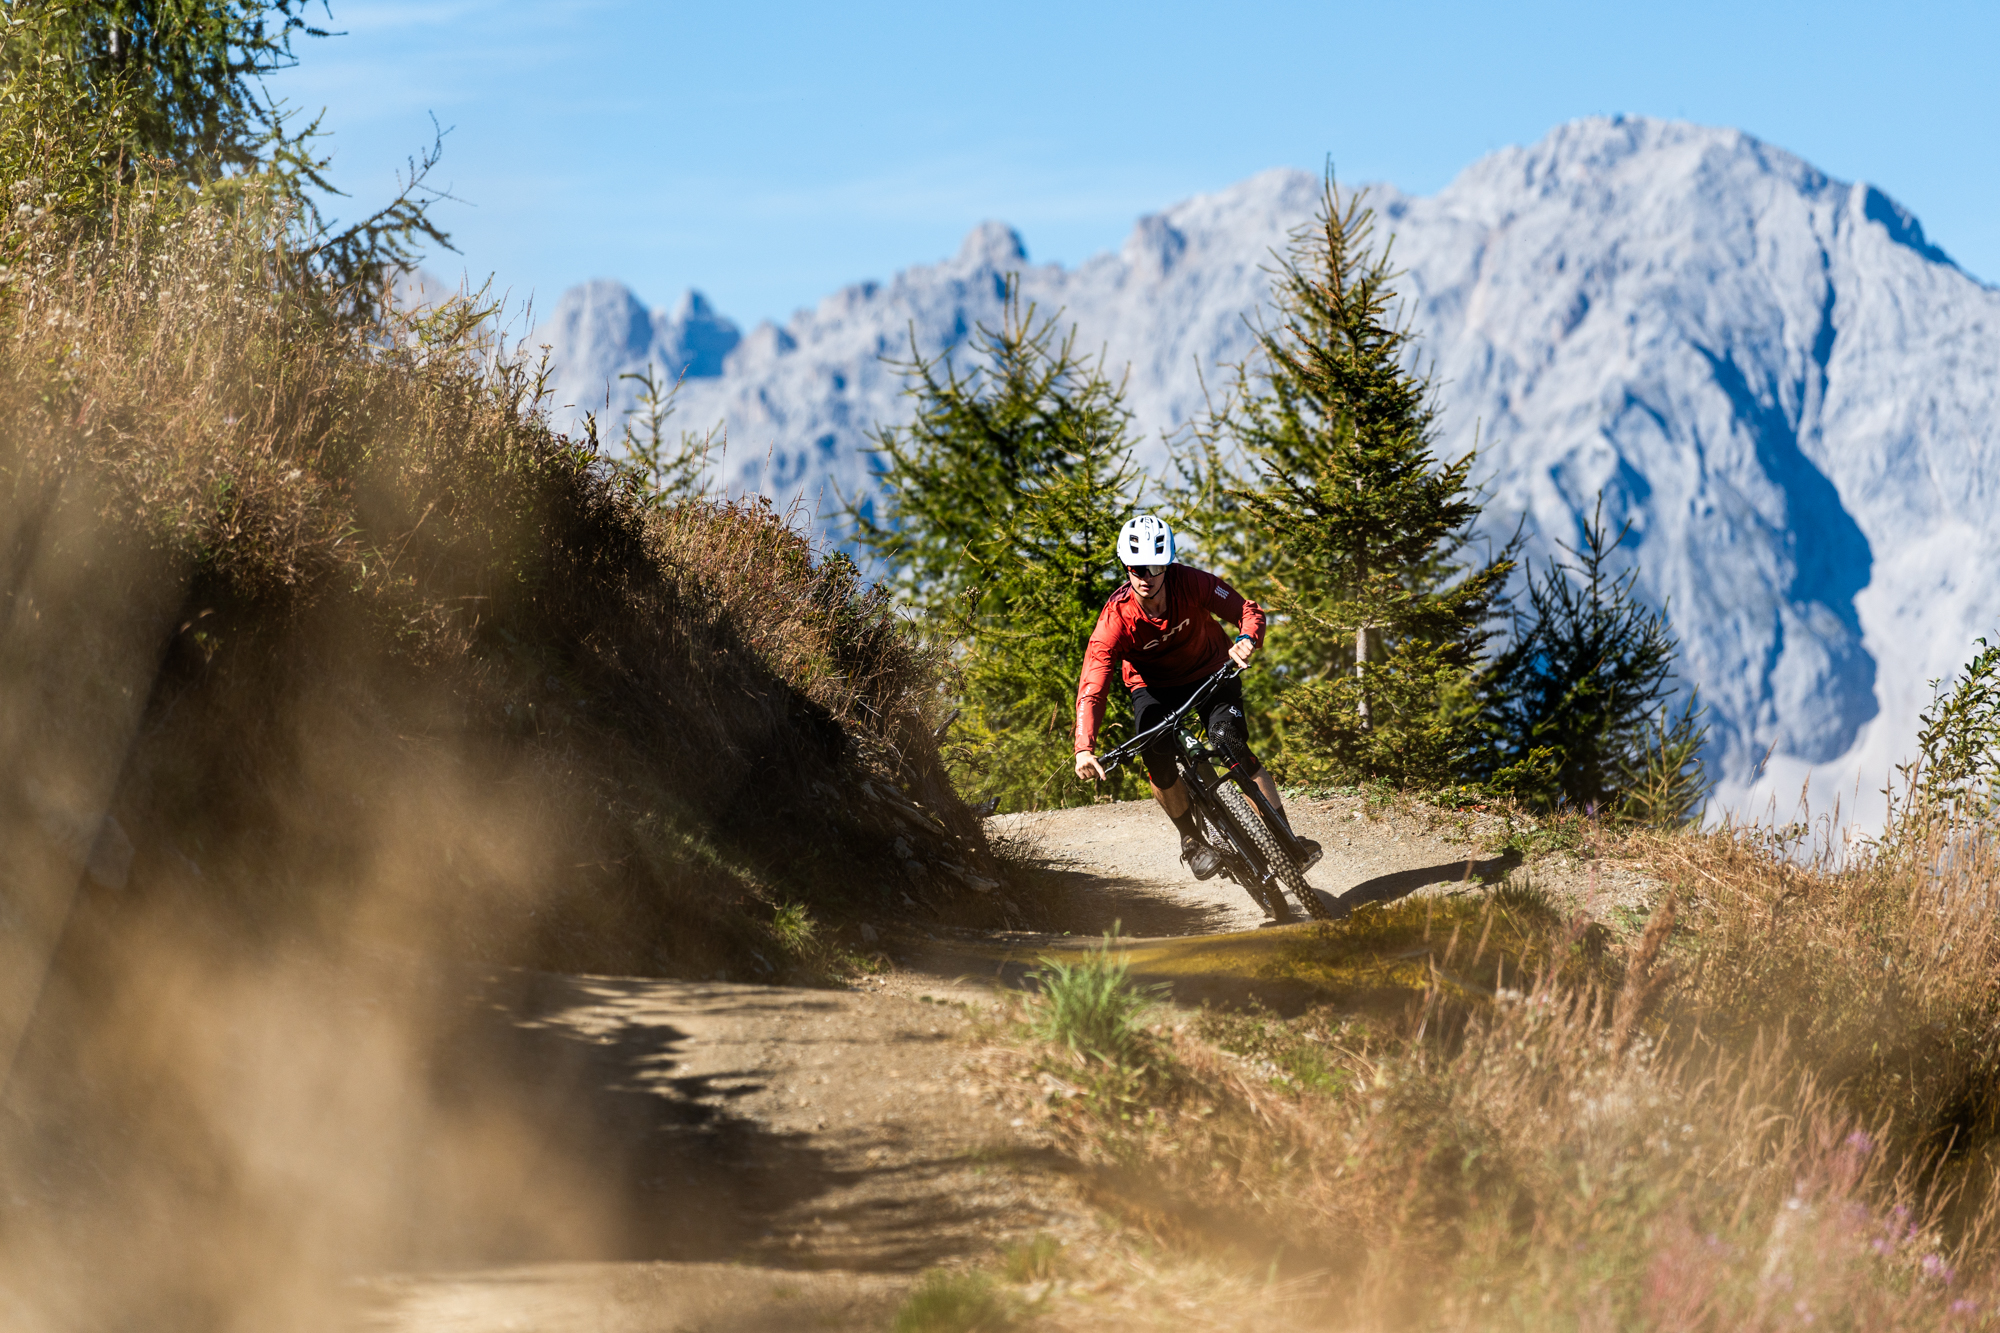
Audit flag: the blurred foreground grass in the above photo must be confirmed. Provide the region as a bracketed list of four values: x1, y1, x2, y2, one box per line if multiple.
[991, 813, 2000, 1331]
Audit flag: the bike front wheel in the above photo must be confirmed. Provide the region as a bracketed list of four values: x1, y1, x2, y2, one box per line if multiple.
[1214, 780, 1337, 921]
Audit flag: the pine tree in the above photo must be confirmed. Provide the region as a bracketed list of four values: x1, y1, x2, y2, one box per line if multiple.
[1895, 638, 2000, 835]
[856, 293, 1142, 810]
[1179, 174, 1511, 788]
[9, 0, 320, 179]
[1485, 502, 1710, 824]
[2, 1, 452, 320]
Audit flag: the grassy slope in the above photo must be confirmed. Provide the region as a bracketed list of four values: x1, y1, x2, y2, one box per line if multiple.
[0, 200, 998, 983]
[987, 813, 2000, 1331]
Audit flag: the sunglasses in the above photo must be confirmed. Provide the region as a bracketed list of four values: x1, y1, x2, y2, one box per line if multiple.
[1125, 564, 1168, 579]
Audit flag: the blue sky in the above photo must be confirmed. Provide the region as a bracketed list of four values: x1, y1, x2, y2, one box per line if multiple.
[271, 0, 2000, 327]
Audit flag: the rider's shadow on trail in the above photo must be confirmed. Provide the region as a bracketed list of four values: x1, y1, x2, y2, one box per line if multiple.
[1030, 864, 1238, 937]
[1327, 852, 1522, 913]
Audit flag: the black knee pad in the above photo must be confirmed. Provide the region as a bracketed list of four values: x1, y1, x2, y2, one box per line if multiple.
[1208, 702, 1262, 778]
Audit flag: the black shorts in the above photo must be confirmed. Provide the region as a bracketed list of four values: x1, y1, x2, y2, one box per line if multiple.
[1130, 675, 1259, 787]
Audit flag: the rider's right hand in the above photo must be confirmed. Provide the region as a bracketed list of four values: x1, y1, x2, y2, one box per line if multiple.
[1074, 752, 1107, 782]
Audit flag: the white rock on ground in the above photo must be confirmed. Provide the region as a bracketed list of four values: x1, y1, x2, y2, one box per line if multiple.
[533, 116, 2000, 825]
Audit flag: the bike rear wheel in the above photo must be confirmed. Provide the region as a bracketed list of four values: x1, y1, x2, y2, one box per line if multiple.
[1214, 780, 1336, 921]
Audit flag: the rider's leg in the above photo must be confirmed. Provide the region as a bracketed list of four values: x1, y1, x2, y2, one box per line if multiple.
[1204, 684, 1269, 798]
[1133, 684, 1194, 824]
[1252, 770, 1289, 826]
[1151, 770, 1219, 879]
[1132, 685, 1222, 878]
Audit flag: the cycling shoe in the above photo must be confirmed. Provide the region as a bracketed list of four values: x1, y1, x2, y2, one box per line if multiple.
[1295, 837, 1323, 871]
[1180, 832, 1223, 880]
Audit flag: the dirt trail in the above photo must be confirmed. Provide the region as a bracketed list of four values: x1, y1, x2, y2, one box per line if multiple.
[353, 974, 1107, 1331]
[986, 793, 1521, 934]
[358, 796, 1651, 1330]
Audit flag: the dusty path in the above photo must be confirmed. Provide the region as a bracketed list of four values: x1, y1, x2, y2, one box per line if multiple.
[985, 793, 1523, 935]
[357, 796, 1653, 1330]
[353, 973, 1104, 1331]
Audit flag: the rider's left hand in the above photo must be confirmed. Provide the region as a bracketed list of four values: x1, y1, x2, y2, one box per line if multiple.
[1228, 637, 1256, 670]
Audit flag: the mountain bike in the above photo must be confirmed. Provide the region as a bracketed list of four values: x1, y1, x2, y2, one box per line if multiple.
[1099, 665, 1339, 922]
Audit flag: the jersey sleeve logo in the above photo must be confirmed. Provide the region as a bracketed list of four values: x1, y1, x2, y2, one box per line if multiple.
[1215, 584, 1231, 599]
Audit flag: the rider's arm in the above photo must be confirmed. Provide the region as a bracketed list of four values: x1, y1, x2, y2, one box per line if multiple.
[1073, 609, 1124, 755]
[1193, 569, 1266, 646]
[1230, 587, 1266, 646]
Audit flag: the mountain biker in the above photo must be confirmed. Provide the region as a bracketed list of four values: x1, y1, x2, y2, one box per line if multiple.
[1072, 515, 1320, 899]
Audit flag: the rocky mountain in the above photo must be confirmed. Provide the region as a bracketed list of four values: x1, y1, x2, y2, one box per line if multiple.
[534, 117, 2000, 821]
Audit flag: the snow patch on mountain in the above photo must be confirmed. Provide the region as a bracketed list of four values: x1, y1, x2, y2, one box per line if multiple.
[534, 117, 2000, 822]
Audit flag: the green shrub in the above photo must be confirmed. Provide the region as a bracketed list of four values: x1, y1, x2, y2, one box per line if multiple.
[1000, 1232, 1064, 1282]
[1896, 636, 2000, 832]
[769, 902, 815, 953]
[892, 1269, 1013, 1333]
[1028, 934, 1161, 1065]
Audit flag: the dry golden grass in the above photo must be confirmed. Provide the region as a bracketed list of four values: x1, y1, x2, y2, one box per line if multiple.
[1012, 814, 2000, 1330]
[0, 191, 987, 976]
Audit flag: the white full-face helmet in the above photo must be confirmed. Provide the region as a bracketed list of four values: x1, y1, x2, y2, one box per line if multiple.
[1115, 514, 1175, 568]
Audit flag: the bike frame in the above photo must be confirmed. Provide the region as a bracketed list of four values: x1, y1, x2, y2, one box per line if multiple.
[1099, 665, 1314, 896]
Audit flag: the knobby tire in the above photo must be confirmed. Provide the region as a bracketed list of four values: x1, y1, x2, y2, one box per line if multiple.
[1198, 798, 1284, 918]
[1214, 780, 1334, 921]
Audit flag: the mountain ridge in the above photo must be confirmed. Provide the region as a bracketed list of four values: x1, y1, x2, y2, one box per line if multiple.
[535, 117, 2000, 822]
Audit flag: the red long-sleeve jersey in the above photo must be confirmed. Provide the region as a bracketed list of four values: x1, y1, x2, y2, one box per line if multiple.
[1072, 565, 1265, 754]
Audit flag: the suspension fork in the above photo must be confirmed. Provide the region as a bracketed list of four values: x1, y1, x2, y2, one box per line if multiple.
[1184, 756, 1259, 867]
[1214, 738, 1312, 865]
[1185, 758, 1298, 918]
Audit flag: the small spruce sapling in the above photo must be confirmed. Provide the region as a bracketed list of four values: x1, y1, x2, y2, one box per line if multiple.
[607, 362, 718, 505]
[1484, 500, 1709, 825]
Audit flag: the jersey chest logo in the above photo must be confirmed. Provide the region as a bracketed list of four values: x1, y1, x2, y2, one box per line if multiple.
[1140, 617, 1192, 651]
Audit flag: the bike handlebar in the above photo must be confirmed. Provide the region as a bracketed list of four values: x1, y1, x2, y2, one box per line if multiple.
[1096, 664, 1242, 773]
